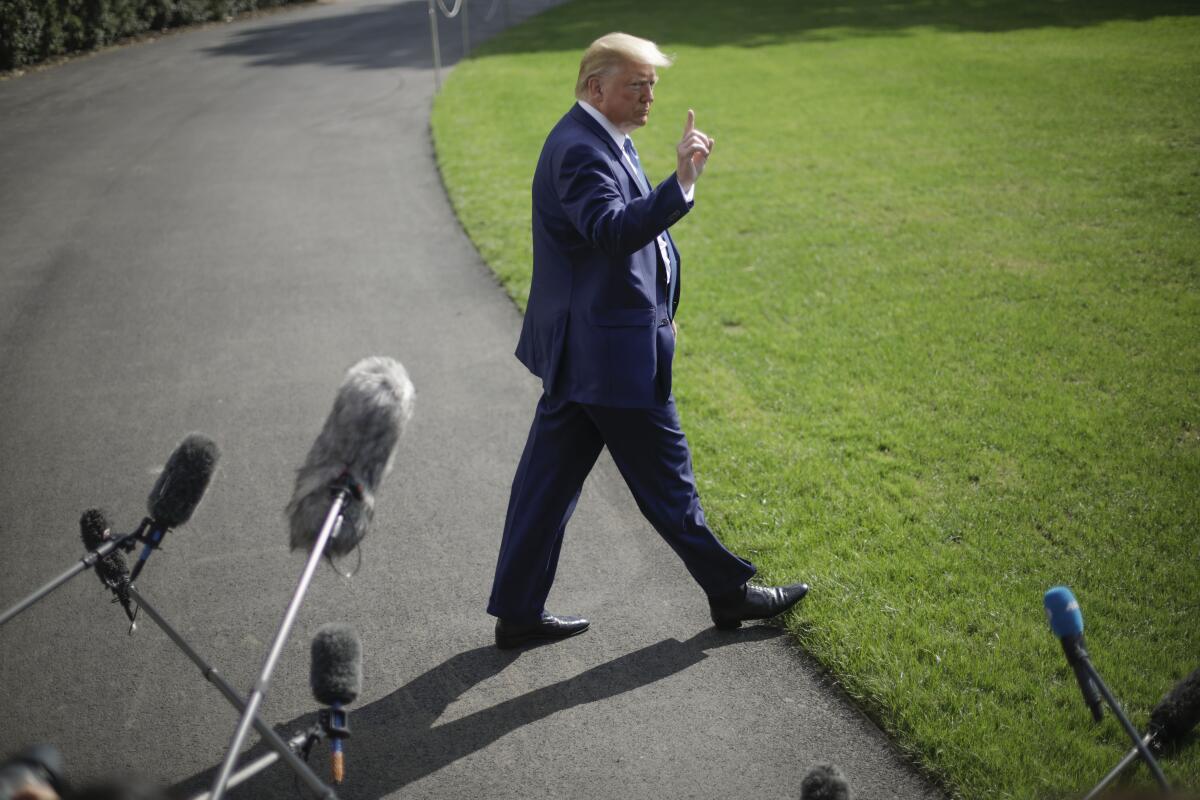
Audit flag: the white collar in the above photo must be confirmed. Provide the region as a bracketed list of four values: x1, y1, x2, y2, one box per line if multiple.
[577, 100, 630, 152]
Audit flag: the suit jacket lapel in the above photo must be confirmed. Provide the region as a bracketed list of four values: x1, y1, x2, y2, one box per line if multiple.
[568, 104, 648, 198]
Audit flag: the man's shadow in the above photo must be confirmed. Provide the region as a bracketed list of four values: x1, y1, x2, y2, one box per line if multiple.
[172, 626, 781, 798]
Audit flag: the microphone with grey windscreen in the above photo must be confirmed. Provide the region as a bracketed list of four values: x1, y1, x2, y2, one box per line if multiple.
[311, 624, 363, 784]
[130, 433, 220, 582]
[287, 356, 415, 557]
[208, 357, 413, 800]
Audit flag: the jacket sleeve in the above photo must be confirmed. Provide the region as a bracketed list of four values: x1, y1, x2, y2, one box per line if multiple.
[554, 142, 691, 258]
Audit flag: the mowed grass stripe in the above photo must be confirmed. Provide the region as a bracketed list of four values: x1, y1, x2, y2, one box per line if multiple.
[432, 2, 1200, 797]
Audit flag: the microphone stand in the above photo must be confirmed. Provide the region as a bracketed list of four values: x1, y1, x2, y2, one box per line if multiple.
[1083, 732, 1156, 800]
[189, 725, 324, 800]
[124, 585, 338, 800]
[208, 480, 356, 800]
[1080, 659, 1171, 793]
[0, 520, 148, 627]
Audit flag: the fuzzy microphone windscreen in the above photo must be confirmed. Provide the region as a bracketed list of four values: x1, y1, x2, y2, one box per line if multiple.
[310, 623, 362, 706]
[800, 763, 852, 800]
[287, 356, 415, 556]
[79, 508, 132, 601]
[1149, 666, 1200, 747]
[80, 508, 110, 551]
[146, 434, 220, 527]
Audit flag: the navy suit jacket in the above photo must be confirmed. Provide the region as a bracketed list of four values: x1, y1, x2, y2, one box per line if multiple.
[515, 103, 692, 408]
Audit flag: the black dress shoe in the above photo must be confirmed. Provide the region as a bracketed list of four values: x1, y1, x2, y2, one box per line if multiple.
[495, 611, 590, 649]
[709, 582, 809, 630]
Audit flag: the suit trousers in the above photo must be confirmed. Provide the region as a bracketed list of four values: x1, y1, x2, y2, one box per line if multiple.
[486, 386, 757, 623]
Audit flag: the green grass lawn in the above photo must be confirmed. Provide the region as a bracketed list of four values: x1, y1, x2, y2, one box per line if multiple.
[431, 1, 1200, 797]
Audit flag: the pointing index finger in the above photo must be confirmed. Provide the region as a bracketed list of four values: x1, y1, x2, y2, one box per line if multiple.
[684, 109, 695, 134]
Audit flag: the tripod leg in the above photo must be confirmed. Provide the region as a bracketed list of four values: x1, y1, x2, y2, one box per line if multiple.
[126, 586, 337, 799]
[208, 492, 348, 800]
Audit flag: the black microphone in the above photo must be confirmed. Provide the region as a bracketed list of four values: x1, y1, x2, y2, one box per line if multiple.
[1148, 666, 1200, 751]
[1043, 586, 1103, 722]
[129, 434, 219, 582]
[800, 763, 851, 800]
[79, 509, 136, 623]
[311, 624, 362, 784]
[287, 357, 415, 557]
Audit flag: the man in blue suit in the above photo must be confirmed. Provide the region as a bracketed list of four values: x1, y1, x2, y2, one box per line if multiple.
[488, 33, 809, 649]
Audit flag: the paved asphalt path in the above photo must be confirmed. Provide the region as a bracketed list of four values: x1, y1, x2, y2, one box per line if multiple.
[0, 2, 945, 798]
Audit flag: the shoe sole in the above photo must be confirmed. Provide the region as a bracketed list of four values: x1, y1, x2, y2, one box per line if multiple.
[496, 623, 590, 650]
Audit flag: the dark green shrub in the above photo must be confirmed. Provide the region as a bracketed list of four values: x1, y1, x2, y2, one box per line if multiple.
[0, 0, 45, 68]
[1, 0, 306, 69]
[206, 0, 234, 20]
[169, 0, 209, 26]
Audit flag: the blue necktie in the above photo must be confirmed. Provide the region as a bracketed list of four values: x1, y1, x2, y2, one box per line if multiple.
[623, 138, 677, 296]
[623, 138, 651, 195]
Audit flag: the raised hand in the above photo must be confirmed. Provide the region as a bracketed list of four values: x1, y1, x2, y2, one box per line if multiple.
[676, 108, 714, 193]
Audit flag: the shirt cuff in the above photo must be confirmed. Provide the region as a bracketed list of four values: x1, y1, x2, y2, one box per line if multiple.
[678, 176, 695, 204]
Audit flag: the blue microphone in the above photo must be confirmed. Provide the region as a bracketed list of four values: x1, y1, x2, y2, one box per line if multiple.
[1043, 586, 1171, 791]
[1044, 585, 1083, 638]
[1044, 586, 1103, 722]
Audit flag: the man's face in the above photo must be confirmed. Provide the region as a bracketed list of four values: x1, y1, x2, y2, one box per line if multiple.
[592, 61, 658, 133]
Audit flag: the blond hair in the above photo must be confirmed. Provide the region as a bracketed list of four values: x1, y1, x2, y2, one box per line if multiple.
[574, 33, 673, 100]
